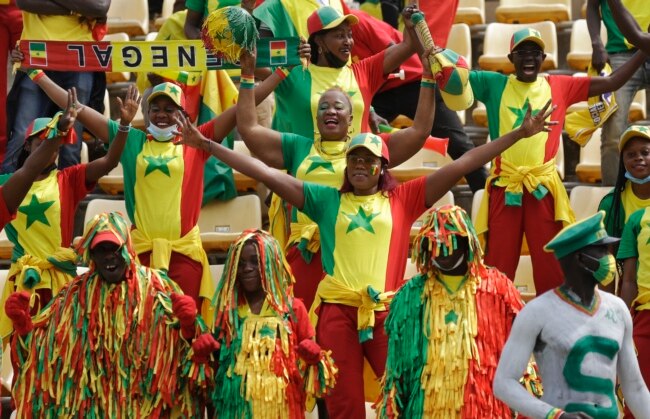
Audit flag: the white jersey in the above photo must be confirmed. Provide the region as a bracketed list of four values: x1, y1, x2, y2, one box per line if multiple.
[494, 287, 650, 419]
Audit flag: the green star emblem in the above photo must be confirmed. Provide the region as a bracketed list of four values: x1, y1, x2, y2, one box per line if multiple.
[144, 155, 177, 177]
[637, 126, 649, 133]
[19, 195, 54, 229]
[507, 97, 541, 129]
[445, 309, 458, 325]
[167, 85, 180, 95]
[344, 207, 380, 234]
[370, 136, 381, 146]
[305, 156, 335, 174]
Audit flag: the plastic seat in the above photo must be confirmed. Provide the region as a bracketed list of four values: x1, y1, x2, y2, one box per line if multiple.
[404, 258, 418, 280]
[154, 0, 175, 30]
[97, 162, 124, 195]
[107, 0, 149, 36]
[478, 21, 558, 73]
[83, 199, 129, 227]
[471, 101, 487, 127]
[80, 141, 89, 164]
[454, 0, 485, 26]
[389, 148, 454, 183]
[410, 191, 455, 238]
[209, 264, 225, 289]
[232, 141, 259, 192]
[575, 128, 603, 183]
[567, 19, 608, 72]
[102, 33, 132, 83]
[513, 255, 536, 301]
[569, 185, 611, 221]
[0, 229, 12, 260]
[495, 0, 571, 24]
[629, 89, 646, 122]
[198, 195, 262, 252]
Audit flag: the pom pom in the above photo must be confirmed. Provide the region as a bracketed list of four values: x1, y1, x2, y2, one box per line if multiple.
[201, 6, 259, 63]
[297, 339, 322, 365]
[171, 292, 197, 339]
[5, 291, 33, 336]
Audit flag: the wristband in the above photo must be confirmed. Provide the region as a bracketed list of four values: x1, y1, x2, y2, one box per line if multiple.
[274, 67, 289, 80]
[118, 124, 131, 133]
[240, 74, 255, 89]
[421, 76, 437, 89]
[27, 69, 45, 82]
[545, 408, 564, 419]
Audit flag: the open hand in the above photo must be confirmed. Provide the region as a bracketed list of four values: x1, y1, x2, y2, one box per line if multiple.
[297, 37, 311, 66]
[401, 3, 420, 30]
[117, 84, 142, 126]
[11, 45, 25, 69]
[58, 88, 79, 133]
[518, 99, 558, 138]
[173, 113, 208, 149]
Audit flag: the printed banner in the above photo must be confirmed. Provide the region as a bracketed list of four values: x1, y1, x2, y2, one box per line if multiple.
[18, 37, 300, 72]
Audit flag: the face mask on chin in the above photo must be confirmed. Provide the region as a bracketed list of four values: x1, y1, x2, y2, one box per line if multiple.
[580, 252, 616, 287]
[147, 123, 178, 142]
[625, 170, 650, 185]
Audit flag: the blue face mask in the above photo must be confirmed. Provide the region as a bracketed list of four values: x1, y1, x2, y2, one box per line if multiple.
[625, 171, 650, 185]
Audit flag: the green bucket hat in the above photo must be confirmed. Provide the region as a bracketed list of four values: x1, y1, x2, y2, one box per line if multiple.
[544, 211, 619, 259]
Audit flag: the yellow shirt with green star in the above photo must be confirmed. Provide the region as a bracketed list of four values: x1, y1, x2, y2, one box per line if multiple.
[618, 207, 650, 310]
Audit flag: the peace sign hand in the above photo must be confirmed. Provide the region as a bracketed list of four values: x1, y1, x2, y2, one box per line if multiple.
[519, 99, 558, 139]
[58, 88, 79, 134]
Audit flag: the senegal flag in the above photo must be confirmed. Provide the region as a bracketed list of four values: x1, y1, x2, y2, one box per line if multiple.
[29, 42, 47, 66]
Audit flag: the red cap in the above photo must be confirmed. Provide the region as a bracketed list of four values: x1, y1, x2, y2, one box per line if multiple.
[91, 231, 122, 249]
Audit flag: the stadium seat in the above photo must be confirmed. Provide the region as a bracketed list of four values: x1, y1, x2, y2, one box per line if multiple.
[495, 0, 572, 24]
[569, 185, 611, 221]
[98, 163, 124, 195]
[513, 255, 536, 301]
[232, 141, 259, 192]
[209, 264, 224, 289]
[471, 101, 487, 127]
[629, 89, 647, 122]
[404, 258, 418, 280]
[575, 128, 603, 183]
[83, 199, 129, 227]
[102, 33, 131, 83]
[410, 191, 455, 239]
[478, 21, 558, 73]
[454, 0, 485, 26]
[81, 141, 89, 165]
[389, 148, 454, 183]
[471, 188, 484, 224]
[566, 19, 607, 72]
[198, 195, 262, 252]
[154, 0, 175, 30]
[107, 0, 149, 37]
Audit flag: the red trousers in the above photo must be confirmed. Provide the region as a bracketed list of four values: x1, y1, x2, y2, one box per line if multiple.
[0, 5, 22, 160]
[624, 309, 650, 418]
[484, 186, 564, 295]
[139, 251, 203, 306]
[286, 245, 325, 311]
[316, 303, 388, 419]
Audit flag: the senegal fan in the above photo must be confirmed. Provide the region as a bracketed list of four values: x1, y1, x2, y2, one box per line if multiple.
[173, 92, 556, 418]
[0, 86, 138, 340]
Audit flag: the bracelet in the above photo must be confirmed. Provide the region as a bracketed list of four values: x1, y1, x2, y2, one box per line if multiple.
[118, 124, 131, 133]
[27, 69, 45, 82]
[421, 76, 437, 89]
[203, 139, 214, 153]
[274, 67, 289, 80]
[545, 408, 564, 419]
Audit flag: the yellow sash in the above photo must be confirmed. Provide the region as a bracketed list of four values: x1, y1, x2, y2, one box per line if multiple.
[288, 221, 320, 254]
[0, 248, 77, 339]
[475, 157, 574, 238]
[131, 225, 215, 327]
[309, 275, 393, 342]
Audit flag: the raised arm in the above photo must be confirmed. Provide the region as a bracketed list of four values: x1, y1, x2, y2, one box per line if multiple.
[85, 85, 141, 183]
[16, 0, 71, 15]
[607, 0, 650, 54]
[493, 304, 559, 418]
[174, 114, 305, 210]
[3, 138, 65, 213]
[51, 0, 110, 17]
[184, 8, 203, 40]
[386, 48, 435, 167]
[423, 100, 557, 207]
[588, 49, 647, 96]
[381, 5, 420, 75]
[586, 0, 609, 73]
[617, 303, 650, 417]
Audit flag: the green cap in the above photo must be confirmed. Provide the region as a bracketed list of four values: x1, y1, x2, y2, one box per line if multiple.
[544, 211, 619, 259]
[619, 124, 650, 152]
[510, 28, 545, 52]
[346, 133, 390, 163]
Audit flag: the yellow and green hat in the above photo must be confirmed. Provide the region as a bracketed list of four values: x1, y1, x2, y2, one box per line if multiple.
[544, 211, 619, 259]
[24, 117, 54, 141]
[307, 6, 359, 39]
[510, 28, 545, 52]
[347, 133, 390, 163]
[619, 124, 650, 152]
[431, 48, 474, 111]
[148, 82, 186, 110]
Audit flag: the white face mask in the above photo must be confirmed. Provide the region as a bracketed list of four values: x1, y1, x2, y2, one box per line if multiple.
[625, 170, 650, 185]
[147, 123, 178, 142]
[431, 252, 466, 272]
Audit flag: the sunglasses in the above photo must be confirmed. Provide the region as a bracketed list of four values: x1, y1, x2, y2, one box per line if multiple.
[511, 50, 543, 59]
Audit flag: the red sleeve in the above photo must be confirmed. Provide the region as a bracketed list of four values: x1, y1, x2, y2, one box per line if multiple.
[352, 51, 387, 133]
[551, 74, 591, 106]
[59, 165, 93, 246]
[0, 188, 14, 230]
[291, 298, 315, 342]
[393, 176, 428, 224]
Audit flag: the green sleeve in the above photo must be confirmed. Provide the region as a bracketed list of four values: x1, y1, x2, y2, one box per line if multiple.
[0, 174, 12, 186]
[617, 208, 645, 260]
[301, 182, 338, 225]
[281, 132, 313, 175]
[468, 71, 509, 140]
